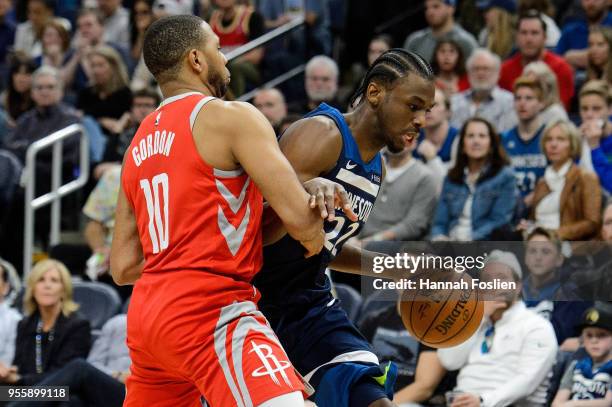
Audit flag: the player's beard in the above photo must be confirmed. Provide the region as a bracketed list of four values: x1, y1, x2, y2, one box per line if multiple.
[208, 66, 229, 98]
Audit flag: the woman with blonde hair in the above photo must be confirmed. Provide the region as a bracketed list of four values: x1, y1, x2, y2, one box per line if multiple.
[523, 61, 569, 123]
[0, 259, 90, 385]
[523, 119, 602, 241]
[477, 0, 517, 59]
[587, 26, 612, 85]
[76, 45, 133, 135]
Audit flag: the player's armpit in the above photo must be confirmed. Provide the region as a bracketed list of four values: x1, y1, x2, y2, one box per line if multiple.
[225, 102, 323, 246]
[110, 185, 144, 285]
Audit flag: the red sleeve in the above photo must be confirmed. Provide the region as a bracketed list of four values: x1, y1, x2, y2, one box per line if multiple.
[498, 59, 520, 92]
[458, 74, 470, 92]
[556, 61, 575, 110]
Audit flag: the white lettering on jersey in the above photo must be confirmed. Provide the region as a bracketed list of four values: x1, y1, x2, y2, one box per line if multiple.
[132, 130, 176, 167]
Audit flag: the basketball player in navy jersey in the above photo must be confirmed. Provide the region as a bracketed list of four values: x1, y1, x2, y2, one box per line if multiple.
[254, 50, 435, 407]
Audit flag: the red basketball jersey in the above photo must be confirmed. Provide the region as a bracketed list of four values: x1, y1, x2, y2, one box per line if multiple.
[121, 92, 263, 282]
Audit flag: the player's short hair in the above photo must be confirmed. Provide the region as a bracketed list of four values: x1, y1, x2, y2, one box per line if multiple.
[143, 15, 207, 84]
[579, 80, 612, 106]
[513, 75, 544, 100]
[350, 49, 434, 107]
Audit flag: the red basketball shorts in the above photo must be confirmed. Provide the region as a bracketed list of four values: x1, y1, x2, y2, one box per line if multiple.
[123, 271, 305, 406]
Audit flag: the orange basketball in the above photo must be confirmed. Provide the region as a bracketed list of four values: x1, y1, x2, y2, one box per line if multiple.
[400, 272, 484, 348]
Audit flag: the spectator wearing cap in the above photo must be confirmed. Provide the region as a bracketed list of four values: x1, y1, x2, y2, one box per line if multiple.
[555, 0, 612, 70]
[552, 304, 612, 404]
[438, 250, 558, 407]
[0, 260, 21, 366]
[499, 10, 575, 110]
[403, 0, 478, 63]
[450, 48, 517, 134]
[476, 0, 517, 59]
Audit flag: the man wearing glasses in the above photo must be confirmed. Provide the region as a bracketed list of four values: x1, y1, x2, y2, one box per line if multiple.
[437, 250, 558, 407]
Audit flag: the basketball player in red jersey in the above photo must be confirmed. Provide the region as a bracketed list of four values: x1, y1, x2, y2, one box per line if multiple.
[110, 14, 344, 407]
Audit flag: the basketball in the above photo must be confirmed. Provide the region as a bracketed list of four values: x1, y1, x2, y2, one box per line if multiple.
[400, 272, 484, 348]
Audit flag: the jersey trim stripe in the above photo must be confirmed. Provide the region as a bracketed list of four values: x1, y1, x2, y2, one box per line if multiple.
[303, 350, 379, 382]
[157, 91, 203, 109]
[189, 96, 216, 130]
[214, 167, 245, 178]
[336, 168, 380, 196]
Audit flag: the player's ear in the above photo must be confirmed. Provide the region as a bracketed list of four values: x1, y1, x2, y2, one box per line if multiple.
[366, 82, 385, 109]
[188, 49, 207, 75]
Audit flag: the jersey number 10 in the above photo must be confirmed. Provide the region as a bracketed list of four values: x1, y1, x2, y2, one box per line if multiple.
[140, 173, 169, 254]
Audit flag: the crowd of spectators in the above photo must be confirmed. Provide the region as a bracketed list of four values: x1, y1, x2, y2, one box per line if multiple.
[0, 0, 611, 405]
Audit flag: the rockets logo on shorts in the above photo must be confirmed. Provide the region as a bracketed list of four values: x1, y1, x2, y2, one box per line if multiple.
[249, 340, 293, 387]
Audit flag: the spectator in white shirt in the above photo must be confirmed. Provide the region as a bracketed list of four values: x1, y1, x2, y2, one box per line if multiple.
[438, 250, 558, 407]
[0, 260, 21, 365]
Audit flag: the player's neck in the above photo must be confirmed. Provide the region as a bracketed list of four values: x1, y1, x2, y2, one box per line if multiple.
[160, 81, 215, 100]
[344, 105, 385, 162]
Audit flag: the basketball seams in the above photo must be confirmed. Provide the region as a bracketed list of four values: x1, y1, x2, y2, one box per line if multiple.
[425, 281, 482, 346]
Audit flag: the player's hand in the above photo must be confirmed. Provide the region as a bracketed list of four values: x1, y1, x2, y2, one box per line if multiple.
[303, 178, 357, 222]
[300, 229, 325, 258]
[451, 393, 481, 407]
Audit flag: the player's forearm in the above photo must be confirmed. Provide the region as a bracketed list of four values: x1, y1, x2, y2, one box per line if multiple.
[111, 261, 143, 285]
[330, 244, 398, 280]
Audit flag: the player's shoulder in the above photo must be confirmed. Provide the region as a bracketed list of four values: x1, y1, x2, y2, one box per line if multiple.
[196, 99, 269, 132]
[284, 114, 342, 146]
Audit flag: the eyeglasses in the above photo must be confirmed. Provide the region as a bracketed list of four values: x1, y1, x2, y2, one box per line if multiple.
[33, 84, 57, 91]
[481, 325, 495, 354]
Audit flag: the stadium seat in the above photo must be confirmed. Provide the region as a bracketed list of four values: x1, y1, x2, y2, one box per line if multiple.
[333, 283, 363, 322]
[72, 281, 121, 330]
[358, 289, 398, 326]
[122, 296, 131, 314]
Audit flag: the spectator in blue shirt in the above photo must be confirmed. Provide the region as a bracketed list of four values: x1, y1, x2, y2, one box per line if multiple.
[523, 227, 592, 349]
[431, 117, 517, 241]
[555, 0, 612, 69]
[578, 80, 612, 194]
[0, 0, 16, 84]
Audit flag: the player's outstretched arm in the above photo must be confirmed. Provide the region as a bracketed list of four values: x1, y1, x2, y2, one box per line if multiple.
[110, 184, 144, 285]
[221, 102, 325, 255]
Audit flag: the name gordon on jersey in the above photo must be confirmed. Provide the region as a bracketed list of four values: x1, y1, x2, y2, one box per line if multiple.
[132, 130, 176, 167]
[346, 191, 374, 222]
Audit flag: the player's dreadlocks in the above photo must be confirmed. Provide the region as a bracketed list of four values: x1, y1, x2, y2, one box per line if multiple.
[349, 49, 434, 107]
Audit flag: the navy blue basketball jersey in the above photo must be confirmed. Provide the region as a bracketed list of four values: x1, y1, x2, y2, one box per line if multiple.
[254, 103, 383, 312]
[501, 125, 547, 198]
